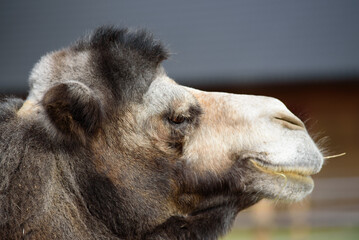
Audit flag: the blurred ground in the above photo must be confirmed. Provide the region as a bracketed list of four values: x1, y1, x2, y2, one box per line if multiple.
[222, 227, 359, 240]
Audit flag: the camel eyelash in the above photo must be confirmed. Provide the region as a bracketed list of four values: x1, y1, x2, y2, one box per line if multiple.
[168, 114, 188, 125]
[166, 104, 202, 123]
[165, 109, 193, 126]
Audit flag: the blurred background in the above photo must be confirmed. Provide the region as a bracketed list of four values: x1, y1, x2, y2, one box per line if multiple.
[1, 1, 358, 239]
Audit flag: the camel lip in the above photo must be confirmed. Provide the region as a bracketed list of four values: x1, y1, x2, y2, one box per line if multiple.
[249, 158, 317, 177]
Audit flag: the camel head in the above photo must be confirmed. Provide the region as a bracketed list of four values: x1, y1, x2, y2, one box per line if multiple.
[18, 26, 324, 238]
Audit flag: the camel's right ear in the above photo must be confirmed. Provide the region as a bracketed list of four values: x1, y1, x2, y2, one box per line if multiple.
[42, 81, 102, 143]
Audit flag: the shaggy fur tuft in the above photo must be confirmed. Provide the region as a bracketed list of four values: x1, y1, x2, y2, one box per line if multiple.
[74, 26, 169, 65]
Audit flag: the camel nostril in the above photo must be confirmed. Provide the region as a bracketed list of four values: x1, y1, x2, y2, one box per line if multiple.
[274, 114, 305, 130]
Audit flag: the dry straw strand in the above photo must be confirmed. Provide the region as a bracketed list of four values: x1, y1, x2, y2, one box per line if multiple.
[324, 152, 346, 159]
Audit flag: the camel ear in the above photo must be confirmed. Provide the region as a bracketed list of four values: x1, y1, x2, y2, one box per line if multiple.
[42, 81, 102, 143]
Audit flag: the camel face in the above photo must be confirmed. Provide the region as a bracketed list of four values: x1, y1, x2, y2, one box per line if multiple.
[136, 72, 323, 202]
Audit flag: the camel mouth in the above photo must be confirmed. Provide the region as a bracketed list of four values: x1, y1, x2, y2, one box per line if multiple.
[250, 158, 315, 181]
[247, 158, 316, 202]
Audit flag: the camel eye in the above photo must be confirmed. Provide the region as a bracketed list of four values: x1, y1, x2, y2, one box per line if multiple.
[168, 115, 186, 125]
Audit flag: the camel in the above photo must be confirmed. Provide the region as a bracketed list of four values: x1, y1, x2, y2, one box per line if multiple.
[0, 26, 323, 239]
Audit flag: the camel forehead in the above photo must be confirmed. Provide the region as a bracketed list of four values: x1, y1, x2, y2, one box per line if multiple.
[139, 74, 198, 116]
[142, 73, 283, 112]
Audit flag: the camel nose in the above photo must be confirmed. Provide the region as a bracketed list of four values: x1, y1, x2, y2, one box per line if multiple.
[273, 112, 305, 131]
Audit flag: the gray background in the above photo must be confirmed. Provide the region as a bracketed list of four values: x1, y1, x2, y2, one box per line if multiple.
[1, 0, 358, 93]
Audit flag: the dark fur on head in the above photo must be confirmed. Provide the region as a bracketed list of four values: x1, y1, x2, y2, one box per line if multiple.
[74, 26, 169, 64]
[73, 26, 169, 102]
